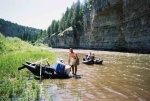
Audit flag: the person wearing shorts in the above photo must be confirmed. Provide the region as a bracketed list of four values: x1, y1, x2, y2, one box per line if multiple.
[68, 48, 79, 75]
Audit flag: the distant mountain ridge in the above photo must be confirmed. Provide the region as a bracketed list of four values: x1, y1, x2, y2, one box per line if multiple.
[0, 18, 41, 43]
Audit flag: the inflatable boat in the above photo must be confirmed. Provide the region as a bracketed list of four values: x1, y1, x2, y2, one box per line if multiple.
[82, 58, 103, 65]
[82, 59, 94, 65]
[18, 61, 71, 78]
[94, 59, 103, 64]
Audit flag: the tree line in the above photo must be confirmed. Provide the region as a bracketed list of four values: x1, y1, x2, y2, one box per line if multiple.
[0, 0, 94, 44]
[47, 0, 94, 37]
[0, 18, 46, 43]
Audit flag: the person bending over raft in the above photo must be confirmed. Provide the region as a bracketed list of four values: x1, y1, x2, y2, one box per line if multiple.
[68, 48, 79, 75]
[87, 52, 95, 60]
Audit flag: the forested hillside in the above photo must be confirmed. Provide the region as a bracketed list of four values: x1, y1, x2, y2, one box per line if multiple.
[47, 0, 94, 36]
[0, 18, 47, 43]
[0, 0, 93, 45]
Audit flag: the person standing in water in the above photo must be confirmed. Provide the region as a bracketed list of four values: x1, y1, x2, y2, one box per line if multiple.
[68, 48, 79, 75]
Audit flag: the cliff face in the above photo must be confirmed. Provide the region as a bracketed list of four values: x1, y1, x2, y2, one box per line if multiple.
[80, 0, 150, 53]
[50, 27, 79, 48]
[50, 0, 150, 53]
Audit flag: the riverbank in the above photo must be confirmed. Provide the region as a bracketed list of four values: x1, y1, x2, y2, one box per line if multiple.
[0, 34, 58, 100]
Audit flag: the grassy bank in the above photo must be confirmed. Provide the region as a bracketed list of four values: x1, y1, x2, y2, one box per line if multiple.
[0, 33, 58, 100]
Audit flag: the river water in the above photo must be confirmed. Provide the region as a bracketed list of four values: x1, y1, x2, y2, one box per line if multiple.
[40, 49, 150, 101]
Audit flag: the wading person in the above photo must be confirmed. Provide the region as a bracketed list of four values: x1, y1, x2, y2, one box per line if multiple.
[68, 48, 79, 75]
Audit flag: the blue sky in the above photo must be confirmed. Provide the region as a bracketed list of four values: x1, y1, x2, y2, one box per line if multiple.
[0, 0, 84, 30]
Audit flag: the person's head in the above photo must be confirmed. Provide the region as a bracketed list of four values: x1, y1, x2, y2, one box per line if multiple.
[69, 48, 73, 53]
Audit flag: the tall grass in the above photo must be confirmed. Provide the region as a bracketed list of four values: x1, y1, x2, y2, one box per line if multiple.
[0, 33, 58, 100]
[0, 33, 35, 54]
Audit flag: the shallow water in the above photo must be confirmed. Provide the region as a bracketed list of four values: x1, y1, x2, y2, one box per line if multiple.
[40, 49, 150, 101]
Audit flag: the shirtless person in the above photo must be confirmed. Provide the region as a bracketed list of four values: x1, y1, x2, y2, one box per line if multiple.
[68, 48, 78, 75]
[88, 52, 94, 60]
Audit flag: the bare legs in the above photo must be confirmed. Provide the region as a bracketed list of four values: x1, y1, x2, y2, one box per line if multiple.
[75, 65, 77, 75]
[71, 65, 74, 75]
[72, 65, 77, 75]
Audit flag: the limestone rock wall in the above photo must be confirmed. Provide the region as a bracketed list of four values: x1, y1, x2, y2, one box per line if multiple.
[81, 0, 150, 53]
[123, 0, 150, 52]
[50, 27, 78, 48]
[50, 0, 150, 53]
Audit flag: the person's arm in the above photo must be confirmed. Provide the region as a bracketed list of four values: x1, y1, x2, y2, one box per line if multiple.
[68, 53, 70, 65]
[88, 54, 91, 58]
[75, 53, 78, 61]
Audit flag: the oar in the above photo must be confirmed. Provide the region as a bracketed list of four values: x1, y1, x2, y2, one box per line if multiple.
[40, 57, 42, 82]
[18, 65, 26, 70]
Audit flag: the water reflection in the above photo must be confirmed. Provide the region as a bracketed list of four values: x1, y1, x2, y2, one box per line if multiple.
[41, 50, 150, 101]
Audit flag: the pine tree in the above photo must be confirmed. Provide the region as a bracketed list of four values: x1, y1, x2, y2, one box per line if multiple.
[47, 0, 86, 34]
[47, 26, 51, 37]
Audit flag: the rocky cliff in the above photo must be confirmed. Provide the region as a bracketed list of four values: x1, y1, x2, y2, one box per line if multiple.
[81, 0, 150, 53]
[50, 0, 150, 53]
[50, 27, 80, 48]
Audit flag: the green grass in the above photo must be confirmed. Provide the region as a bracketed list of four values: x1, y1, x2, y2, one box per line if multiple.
[0, 33, 36, 54]
[0, 33, 58, 100]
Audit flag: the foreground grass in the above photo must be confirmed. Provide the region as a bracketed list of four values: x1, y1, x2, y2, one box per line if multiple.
[0, 33, 58, 100]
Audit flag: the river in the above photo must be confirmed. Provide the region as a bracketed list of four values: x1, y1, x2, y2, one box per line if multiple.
[40, 48, 150, 101]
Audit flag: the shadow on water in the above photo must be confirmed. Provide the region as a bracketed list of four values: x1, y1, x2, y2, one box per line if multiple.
[33, 75, 73, 80]
[72, 74, 83, 79]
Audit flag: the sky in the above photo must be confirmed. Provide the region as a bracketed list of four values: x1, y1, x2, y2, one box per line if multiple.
[0, 0, 84, 30]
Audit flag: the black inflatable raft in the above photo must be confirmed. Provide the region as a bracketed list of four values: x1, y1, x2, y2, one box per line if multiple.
[18, 61, 71, 78]
[82, 58, 103, 65]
